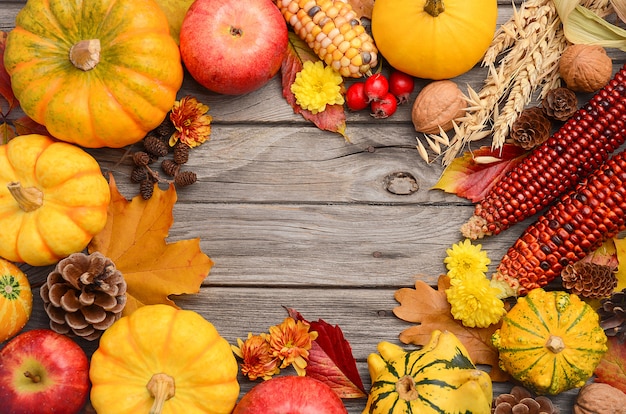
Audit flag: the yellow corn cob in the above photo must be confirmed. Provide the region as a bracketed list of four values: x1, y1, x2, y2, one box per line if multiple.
[276, 0, 378, 78]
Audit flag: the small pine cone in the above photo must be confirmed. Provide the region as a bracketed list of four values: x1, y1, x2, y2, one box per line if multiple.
[140, 178, 155, 200]
[143, 134, 169, 157]
[542, 87, 578, 121]
[492, 386, 559, 414]
[161, 159, 180, 177]
[174, 171, 197, 187]
[40, 252, 127, 341]
[132, 151, 151, 167]
[173, 141, 190, 165]
[598, 288, 626, 342]
[155, 116, 175, 138]
[130, 166, 148, 183]
[510, 107, 552, 150]
[561, 261, 617, 298]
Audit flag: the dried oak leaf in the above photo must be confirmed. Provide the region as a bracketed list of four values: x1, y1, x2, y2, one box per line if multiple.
[393, 275, 509, 381]
[348, 0, 374, 19]
[433, 144, 529, 202]
[280, 33, 348, 141]
[594, 336, 626, 393]
[286, 307, 366, 399]
[88, 174, 213, 316]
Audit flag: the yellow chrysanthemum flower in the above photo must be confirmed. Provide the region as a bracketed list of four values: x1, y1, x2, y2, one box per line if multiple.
[445, 273, 506, 328]
[291, 60, 344, 114]
[444, 238, 491, 280]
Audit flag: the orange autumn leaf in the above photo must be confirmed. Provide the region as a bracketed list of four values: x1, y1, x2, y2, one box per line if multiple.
[88, 174, 213, 316]
[393, 275, 509, 382]
[433, 144, 529, 202]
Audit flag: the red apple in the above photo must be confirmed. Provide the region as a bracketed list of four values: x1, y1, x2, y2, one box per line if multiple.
[0, 329, 89, 414]
[233, 375, 348, 413]
[179, 0, 288, 95]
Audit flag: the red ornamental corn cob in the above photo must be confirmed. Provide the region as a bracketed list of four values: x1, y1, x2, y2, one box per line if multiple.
[461, 65, 626, 240]
[491, 148, 626, 298]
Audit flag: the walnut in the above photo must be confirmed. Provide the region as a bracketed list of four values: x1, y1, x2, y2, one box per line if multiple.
[574, 383, 626, 414]
[411, 80, 467, 134]
[559, 44, 613, 93]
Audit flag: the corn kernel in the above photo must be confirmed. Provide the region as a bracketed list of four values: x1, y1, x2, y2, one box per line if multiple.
[331, 60, 342, 71]
[289, 1, 300, 14]
[326, 6, 339, 18]
[320, 36, 332, 48]
[332, 33, 344, 47]
[343, 46, 358, 59]
[337, 40, 351, 53]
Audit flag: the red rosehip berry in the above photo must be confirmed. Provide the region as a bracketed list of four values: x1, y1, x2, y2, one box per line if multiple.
[364, 73, 389, 102]
[345, 82, 369, 111]
[370, 92, 398, 119]
[389, 70, 415, 105]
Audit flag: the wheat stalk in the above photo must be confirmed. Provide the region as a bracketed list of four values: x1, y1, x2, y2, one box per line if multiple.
[417, 0, 614, 165]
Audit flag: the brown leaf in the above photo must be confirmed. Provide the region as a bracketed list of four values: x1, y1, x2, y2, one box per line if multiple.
[0, 31, 17, 117]
[286, 308, 366, 398]
[433, 144, 529, 202]
[280, 33, 349, 140]
[394, 275, 510, 382]
[88, 174, 213, 316]
[595, 336, 626, 393]
[13, 116, 49, 136]
[0, 122, 16, 144]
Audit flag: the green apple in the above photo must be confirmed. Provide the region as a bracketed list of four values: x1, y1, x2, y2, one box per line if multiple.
[152, 0, 195, 44]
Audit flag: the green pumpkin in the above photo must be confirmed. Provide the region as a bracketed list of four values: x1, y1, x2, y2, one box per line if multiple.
[363, 330, 492, 414]
[492, 288, 607, 395]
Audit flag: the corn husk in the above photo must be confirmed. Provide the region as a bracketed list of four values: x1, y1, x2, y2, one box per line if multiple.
[554, 0, 626, 50]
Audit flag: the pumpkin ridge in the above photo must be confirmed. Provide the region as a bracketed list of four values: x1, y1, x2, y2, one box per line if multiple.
[501, 315, 547, 340]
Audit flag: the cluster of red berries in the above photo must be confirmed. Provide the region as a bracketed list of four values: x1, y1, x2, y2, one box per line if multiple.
[345, 70, 415, 118]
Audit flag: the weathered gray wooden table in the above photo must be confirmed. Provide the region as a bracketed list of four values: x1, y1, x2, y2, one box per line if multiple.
[2, 1, 625, 412]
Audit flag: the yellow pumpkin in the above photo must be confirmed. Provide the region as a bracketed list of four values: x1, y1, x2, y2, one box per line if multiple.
[4, 0, 183, 148]
[0, 134, 110, 266]
[363, 330, 492, 413]
[492, 288, 608, 395]
[0, 258, 32, 343]
[90, 304, 240, 414]
[371, 0, 498, 80]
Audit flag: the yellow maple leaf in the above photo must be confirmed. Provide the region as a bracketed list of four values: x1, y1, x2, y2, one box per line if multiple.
[88, 174, 213, 316]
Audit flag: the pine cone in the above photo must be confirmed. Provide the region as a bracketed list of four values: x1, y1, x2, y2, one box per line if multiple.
[130, 166, 148, 183]
[143, 134, 169, 157]
[598, 288, 626, 342]
[40, 252, 127, 341]
[155, 116, 175, 138]
[132, 151, 151, 167]
[542, 87, 578, 121]
[510, 107, 552, 149]
[492, 386, 559, 414]
[161, 159, 180, 177]
[173, 141, 190, 165]
[174, 171, 197, 187]
[140, 178, 155, 200]
[561, 261, 617, 298]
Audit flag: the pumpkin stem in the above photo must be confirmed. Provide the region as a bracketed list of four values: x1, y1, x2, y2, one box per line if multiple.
[424, 0, 445, 17]
[395, 375, 419, 401]
[7, 182, 43, 212]
[147, 373, 176, 414]
[545, 335, 566, 354]
[69, 39, 101, 71]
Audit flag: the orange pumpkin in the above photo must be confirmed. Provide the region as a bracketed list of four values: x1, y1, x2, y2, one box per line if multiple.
[4, 0, 183, 148]
[0, 134, 110, 266]
[0, 258, 32, 343]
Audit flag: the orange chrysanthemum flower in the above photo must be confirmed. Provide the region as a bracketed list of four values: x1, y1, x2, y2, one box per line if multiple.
[231, 333, 280, 380]
[169, 95, 212, 148]
[268, 317, 318, 376]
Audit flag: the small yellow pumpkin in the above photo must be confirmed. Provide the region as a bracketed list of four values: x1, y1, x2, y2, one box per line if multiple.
[0, 258, 32, 343]
[90, 304, 240, 414]
[492, 288, 608, 395]
[0, 134, 110, 266]
[363, 330, 492, 414]
[371, 0, 498, 80]
[4, 0, 183, 148]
